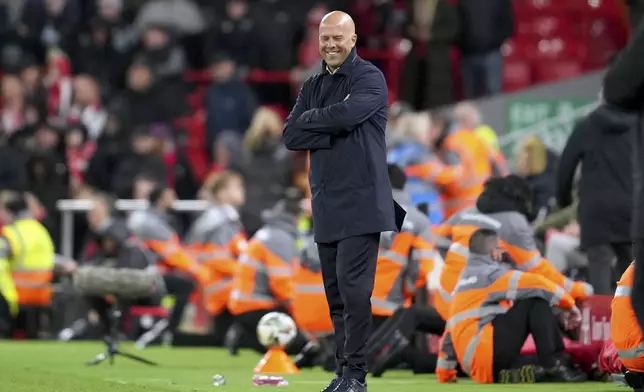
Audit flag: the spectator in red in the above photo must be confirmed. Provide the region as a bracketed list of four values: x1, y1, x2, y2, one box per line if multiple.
[68, 74, 107, 140]
[65, 123, 96, 191]
[43, 48, 73, 118]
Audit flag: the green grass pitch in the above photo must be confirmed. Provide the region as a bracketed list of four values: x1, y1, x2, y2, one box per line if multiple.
[0, 341, 626, 392]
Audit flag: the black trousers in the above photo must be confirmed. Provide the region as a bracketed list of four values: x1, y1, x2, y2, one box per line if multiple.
[318, 233, 380, 381]
[0, 294, 12, 338]
[492, 298, 564, 380]
[372, 305, 444, 374]
[235, 307, 307, 355]
[586, 242, 632, 294]
[163, 273, 196, 333]
[88, 296, 156, 335]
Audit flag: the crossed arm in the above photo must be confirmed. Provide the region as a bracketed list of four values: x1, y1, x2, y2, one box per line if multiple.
[282, 68, 388, 151]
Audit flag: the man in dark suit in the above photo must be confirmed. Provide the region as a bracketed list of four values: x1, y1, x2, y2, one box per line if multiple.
[283, 10, 404, 392]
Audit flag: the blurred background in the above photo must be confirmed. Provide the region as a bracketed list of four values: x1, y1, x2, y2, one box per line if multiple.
[0, 0, 636, 338]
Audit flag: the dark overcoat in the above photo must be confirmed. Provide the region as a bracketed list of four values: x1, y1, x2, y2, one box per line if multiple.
[283, 48, 405, 243]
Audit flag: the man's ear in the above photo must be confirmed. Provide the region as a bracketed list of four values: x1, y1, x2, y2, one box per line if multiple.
[351, 34, 357, 47]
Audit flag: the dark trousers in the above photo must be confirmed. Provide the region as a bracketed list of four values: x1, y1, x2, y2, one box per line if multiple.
[492, 298, 564, 380]
[372, 305, 444, 374]
[163, 273, 196, 333]
[318, 233, 380, 381]
[0, 294, 12, 338]
[88, 296, 155, 335]
[236, 307, 307, 354]
[586, 242, 632, 294]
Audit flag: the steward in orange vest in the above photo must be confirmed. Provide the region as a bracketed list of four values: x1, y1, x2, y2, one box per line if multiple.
[185, 171, 247, 345]
[228, 190, 307, 354]
[437, 229, 587, 384]
[432, 175, 593, 322]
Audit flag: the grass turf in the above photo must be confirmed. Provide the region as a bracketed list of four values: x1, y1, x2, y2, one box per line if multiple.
[0, 341, 625, 392]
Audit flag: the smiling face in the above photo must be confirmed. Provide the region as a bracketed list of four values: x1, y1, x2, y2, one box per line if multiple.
[318, 12, 357, 70]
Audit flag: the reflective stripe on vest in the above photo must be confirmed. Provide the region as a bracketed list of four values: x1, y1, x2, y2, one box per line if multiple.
[229, 289, 275, 303]
[437, 357, 458, 370]
[296, 284, 325, 294]
[195, 249, 234, 263]
[205, 278, 233, 294]
[379, 249, 408, 265]
[449, 242, 469, 258]
[615, 285, 632, 297]
[371, 297, 401, 312]
[618, 343, 644, 360]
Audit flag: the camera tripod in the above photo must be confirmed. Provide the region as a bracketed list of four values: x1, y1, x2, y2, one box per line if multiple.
[86, 299, 158, 366]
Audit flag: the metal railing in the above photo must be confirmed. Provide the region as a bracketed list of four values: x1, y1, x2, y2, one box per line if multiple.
[56, 199, 209, 258]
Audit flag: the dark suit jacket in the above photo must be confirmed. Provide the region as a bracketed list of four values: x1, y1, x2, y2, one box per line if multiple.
[283, 48, 405, 243]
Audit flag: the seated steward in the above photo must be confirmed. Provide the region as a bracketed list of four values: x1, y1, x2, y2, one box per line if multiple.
[437, 228, 587, 384]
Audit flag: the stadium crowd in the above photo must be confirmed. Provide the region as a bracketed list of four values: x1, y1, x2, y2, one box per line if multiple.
[0, 0, 643, 389]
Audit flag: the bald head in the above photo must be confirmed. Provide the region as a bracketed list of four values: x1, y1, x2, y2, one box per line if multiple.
[319, 11, 357, 70]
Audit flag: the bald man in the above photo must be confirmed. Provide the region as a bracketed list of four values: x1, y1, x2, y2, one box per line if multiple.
[283, 11, 405, 392]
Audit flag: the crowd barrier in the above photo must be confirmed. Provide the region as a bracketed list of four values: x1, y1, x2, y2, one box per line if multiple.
[56, 199, 208, 258]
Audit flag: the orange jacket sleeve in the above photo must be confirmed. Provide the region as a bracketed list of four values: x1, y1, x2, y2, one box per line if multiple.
[500, 214, 593, 300]
[494, 270, 576, 310]
[147, 235, 210, 286]
[406, 158, 463, 187]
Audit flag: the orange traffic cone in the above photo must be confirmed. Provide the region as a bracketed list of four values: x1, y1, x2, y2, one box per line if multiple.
[254, 347, 300, 375]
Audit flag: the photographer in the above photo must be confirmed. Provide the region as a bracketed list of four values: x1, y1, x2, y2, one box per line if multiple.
[59, 193, 161, 341]
[85, 194, 159, 335]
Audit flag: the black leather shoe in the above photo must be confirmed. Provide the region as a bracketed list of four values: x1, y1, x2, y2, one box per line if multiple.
[545, 360, 587, 383]
[338, 378, 367, 392]
[321, 377, 344, 392]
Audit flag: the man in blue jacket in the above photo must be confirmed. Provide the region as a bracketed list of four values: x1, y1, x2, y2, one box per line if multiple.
[283, 10, 405, 392]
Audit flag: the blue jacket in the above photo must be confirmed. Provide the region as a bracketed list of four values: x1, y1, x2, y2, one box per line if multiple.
[387, 142, 444, 224]
[283, 48, 405, 243]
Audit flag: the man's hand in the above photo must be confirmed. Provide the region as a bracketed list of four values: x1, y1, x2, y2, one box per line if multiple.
[561, 305, 582, 330]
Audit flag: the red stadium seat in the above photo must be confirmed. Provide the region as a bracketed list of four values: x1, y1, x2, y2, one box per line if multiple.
[566, 0, 626, 18]
[503, 59, 533, 92]
[584, 18, 622, 69]
[513, 0, 566, 17]
[515, 38, 588, 62]
[517, 16, 576, 39]
[534, 59, 583, 83]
